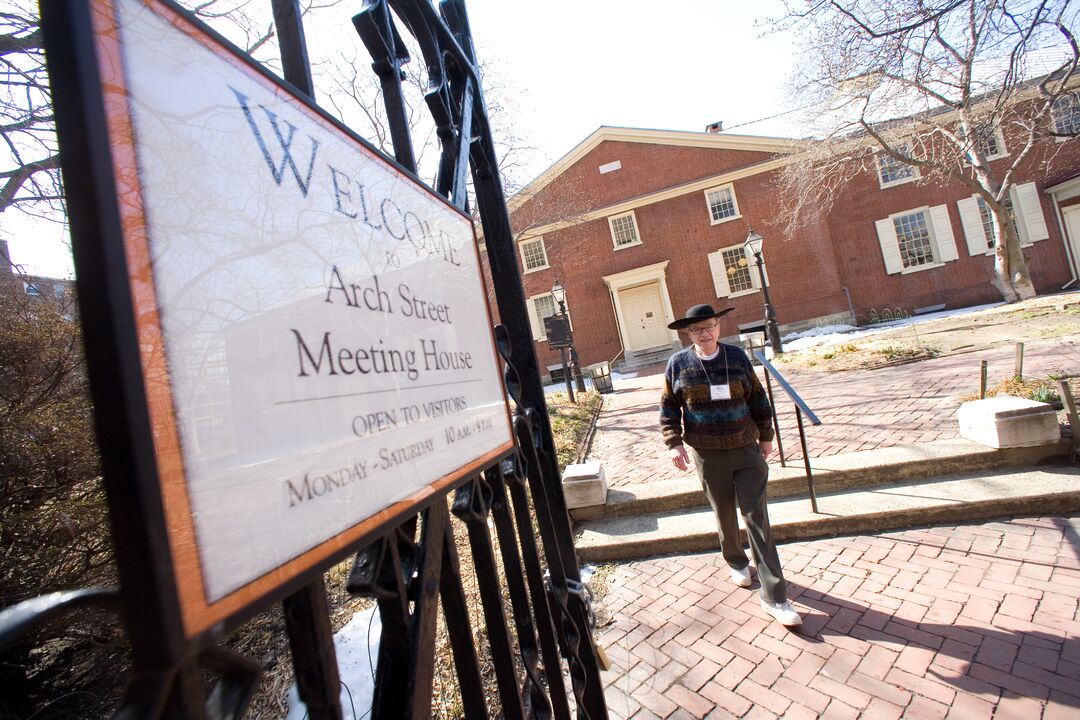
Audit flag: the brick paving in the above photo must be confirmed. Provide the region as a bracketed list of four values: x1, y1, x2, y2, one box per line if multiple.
[587, 337, 1080, 490]
[594, 515, 1080, 719]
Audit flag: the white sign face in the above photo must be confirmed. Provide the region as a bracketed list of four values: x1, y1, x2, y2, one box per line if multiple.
[103, 0, 512, 613]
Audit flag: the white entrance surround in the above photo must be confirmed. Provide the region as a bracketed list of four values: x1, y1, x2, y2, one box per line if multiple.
[602, 261, 680, 352]
[1044, 177, 1080, 286]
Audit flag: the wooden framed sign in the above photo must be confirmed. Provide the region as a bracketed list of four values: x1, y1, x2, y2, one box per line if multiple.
[57, 0, 513, 637]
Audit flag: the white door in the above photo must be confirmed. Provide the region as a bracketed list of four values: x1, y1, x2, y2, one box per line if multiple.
[620, 283, 670, 351]
[1063, 205, 1080, 277]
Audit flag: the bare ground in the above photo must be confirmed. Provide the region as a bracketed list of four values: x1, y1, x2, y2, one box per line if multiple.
[775, 291, 1080, 373]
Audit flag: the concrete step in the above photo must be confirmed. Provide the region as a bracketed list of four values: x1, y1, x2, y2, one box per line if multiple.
[573, 461, 1080, 562]
[570, 437, 1073, 523]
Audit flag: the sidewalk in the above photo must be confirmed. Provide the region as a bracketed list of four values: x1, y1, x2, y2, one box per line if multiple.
[584, 336, 1080, 717]
[596, 515, 1080, 720]
[587, 337, 1080, 490]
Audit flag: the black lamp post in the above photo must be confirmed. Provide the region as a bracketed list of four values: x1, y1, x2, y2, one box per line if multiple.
[744, 229, 783, 355]
[551, 279, 587, 396]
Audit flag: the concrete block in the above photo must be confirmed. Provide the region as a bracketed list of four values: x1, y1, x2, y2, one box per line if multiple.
[958, 396, 1060, 449]
[562, 462, 608, 509]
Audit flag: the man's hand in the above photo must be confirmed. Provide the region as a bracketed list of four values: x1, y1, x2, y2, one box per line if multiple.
[670, 445, 689, 471]
[759, 440, 773, 458]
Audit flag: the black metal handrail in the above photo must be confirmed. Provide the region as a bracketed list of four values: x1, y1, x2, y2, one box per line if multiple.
[753, 350, 823, 513]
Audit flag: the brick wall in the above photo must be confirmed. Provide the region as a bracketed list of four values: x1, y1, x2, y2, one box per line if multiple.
[499, 128, 1080, 377]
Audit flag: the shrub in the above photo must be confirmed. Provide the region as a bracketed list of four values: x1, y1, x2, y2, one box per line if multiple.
[0, 281, 125, 716]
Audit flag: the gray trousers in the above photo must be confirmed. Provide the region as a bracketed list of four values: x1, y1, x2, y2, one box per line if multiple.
[690, 444, 787, 604]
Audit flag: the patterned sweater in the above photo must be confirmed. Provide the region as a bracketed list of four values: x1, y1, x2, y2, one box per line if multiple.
[660, 343, 775, 450]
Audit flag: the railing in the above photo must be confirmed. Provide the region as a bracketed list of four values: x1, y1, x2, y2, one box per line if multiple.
[753, 350, 823, 513]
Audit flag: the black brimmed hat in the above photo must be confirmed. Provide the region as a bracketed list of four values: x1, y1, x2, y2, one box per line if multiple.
[667, 303, 735, 330]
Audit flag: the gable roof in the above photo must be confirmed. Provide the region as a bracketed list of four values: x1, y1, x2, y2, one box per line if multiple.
[509, 126, 798, 214]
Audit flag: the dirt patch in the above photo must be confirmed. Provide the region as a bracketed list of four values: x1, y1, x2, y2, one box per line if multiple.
[776, 292, 1080, 373]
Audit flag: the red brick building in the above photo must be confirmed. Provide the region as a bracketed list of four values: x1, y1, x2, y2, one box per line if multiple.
[491, 117, 1080, 380]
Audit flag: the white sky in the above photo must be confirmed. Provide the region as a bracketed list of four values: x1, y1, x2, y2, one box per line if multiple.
[2, 0, 801, 279]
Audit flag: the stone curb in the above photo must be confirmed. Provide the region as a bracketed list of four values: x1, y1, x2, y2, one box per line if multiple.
[570, 437, 1073, 522]
[577, 489, 1080, 563]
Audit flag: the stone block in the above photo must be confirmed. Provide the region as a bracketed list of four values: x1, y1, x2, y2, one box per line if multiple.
[958, 396, 1060, 449]
[562, 462, 607, 509]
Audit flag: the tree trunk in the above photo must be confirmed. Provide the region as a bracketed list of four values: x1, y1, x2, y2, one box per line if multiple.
[991, 209, 1036, 303]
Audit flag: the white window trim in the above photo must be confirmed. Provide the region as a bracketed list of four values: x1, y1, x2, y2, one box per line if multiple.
[608, 210, 643, 250]
[703, 183, 741, 226]
[874, 204, 958, 275]
[707, 244, 764, 298]
[875, 148, 920, 189]
[518, 236, 549, 274]
[979, 126, 1008, 161]
[1052, 93, 1080, 141]
[956, 183, 1049, 256]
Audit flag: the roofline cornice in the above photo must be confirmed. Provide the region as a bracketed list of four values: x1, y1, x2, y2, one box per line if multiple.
[519, 155, 795, 238]
[508, 126, 798, 214]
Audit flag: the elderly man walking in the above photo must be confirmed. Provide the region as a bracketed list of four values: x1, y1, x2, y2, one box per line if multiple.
[660, 303, 801, 627]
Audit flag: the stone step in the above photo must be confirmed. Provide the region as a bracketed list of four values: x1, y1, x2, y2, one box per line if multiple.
[573, 462, 1080, 562]
[570, 437, 1072, 523]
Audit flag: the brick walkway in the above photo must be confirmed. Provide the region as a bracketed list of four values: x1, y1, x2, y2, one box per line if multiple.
[595, 515, 1080, 719]
[588, 337, 1080, 490]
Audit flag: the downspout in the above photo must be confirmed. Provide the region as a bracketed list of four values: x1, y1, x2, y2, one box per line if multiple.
[1051, 191, 1080, 289]
[608, 288, 626, 366]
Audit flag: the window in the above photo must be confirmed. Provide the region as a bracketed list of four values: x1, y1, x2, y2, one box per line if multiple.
[722, 247, 754, 292]
[874, 204, 958, 274]
[876, 146, 917, 187]
[956, 182, 1049, 256]
[1052, 93, 1080, 136]
[976, 197, 996, 249]
[707, 245, 762, 298]
[608, 211, 641, 249]
[972, 125, 1006, 160]
[528, 293, 559, 340]
[23, 281, 40, 297]
[519, 237, 548, 272]
[892, 211, 935, 268]
[704, 184, 740, 224]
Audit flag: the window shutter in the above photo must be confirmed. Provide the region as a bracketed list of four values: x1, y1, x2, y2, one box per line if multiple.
[957, 197, 989, 256]
[527, 298, 544, 341]
[929, 204, 959, 262]
[708, 250, 731, 296]
[875, 218, 904, 274]
[1012, 182, 1049, 244]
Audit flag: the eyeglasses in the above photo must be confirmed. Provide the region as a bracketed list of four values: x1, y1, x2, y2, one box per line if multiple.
[687, 322, 719, 336]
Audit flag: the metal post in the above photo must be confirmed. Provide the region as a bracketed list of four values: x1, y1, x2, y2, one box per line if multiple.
[979, 360, 989, 399]
[569, 345, 586, 393]
[754, 253, 783, 355]
[796, 408, 818, 513]
[763, 370, 785, 467]
[1058, 380, 1080, 448]
[559, 348, 575, 403]
[1015, 342, 1024, 379]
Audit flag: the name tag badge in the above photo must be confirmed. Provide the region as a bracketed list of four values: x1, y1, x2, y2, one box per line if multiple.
[710, 384, 731, 400]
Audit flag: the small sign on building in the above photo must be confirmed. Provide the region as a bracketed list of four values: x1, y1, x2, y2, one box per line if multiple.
[544, 313, 572, 349]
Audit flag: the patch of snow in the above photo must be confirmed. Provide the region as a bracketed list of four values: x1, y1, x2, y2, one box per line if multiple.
[286, 606, 380, 720]
[779, 302, 1008, 353]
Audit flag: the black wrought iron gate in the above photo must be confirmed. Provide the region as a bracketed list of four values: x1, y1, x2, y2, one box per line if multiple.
[5, 0, 610, 717]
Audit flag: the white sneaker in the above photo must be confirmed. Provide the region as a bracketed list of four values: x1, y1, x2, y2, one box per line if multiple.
[760, 598, 803, 626]
[729, 565, 751, 587]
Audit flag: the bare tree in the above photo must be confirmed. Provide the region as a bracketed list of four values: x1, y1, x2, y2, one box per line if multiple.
[776, 0, 1079, 302]
[0, 0, 60, 219]
[2, 0, 535, 231]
